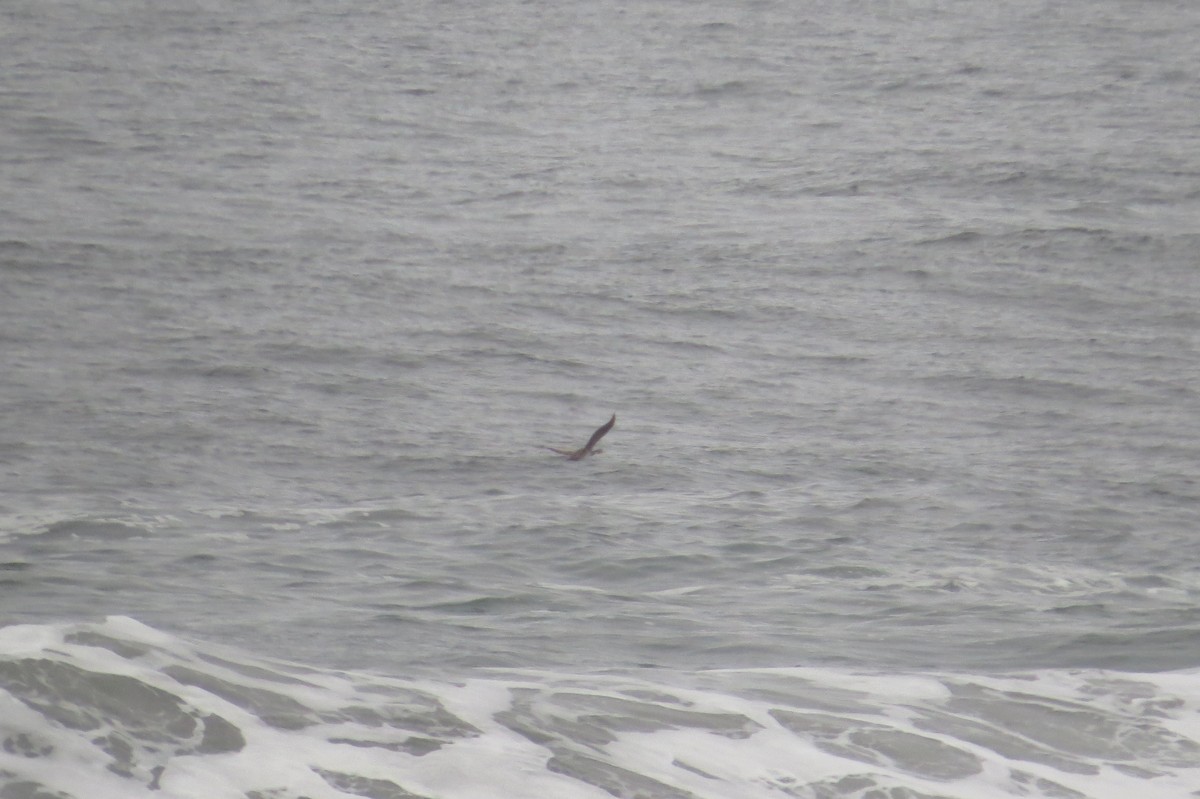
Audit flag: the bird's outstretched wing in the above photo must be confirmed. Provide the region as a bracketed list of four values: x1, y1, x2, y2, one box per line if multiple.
[580, 413, 616, 455]
[547, 414, 616, 461]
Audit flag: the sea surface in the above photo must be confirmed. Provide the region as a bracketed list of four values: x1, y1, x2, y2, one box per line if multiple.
[2, 0, 1199, 797]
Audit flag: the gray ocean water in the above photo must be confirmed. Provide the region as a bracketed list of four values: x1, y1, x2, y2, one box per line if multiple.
[3, 1, 1200, 797]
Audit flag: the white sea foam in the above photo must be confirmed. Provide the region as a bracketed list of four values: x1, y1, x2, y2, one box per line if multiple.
[2, 618, 1198, 799]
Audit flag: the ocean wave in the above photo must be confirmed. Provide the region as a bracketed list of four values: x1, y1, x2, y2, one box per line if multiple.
[1, 618, 1197, 799]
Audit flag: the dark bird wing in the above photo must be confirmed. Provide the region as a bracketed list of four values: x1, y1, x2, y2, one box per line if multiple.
[581, 414, 616, 454]
[545, 414, 617, 460]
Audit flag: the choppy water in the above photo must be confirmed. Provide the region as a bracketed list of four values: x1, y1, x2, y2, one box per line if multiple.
[3, 0, 1199, 796]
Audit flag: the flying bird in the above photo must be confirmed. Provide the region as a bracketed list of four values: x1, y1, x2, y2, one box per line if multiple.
[546, 414, 616, 461]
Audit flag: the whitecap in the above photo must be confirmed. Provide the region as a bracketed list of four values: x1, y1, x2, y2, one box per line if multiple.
[2, 619, 1198, 799]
